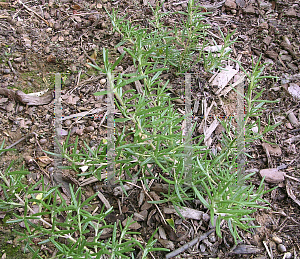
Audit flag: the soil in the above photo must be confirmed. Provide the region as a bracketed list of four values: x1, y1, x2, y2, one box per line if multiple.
[0, 0, 300, 258]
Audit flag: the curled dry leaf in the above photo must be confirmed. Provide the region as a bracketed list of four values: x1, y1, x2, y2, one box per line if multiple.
[262, 143, 282, 156]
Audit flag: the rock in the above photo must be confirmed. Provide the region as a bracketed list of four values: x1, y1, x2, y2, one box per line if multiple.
[280, 55, 292, 62]
[85, 126, 94, 133]
[272, 236, 282, 244]
[287, 111, 299, 127]
[39, 139, 47, 145]
[64, 119, 72, 127]
[235, 0, 246, 8]
[6, 102, 14, 112]
[258, 0, 272, 10]
[244, 5, 255, 14]
[44, 12, 50, 20]
[278, 244, 286, 253]
[287, 63, 298, 71]
[259, 168, 285, 184]
[54, 22, 60, 30]
[258, 22, 268, 30]
[100, 78, 106, 84]
[263, 36, 272, 45]
[46, 54, 56, 63]
[288, 83, 300, 99]
[284, 252, 292, 259]
[14, 57, 23, 63]
[225, 0, 236, 9]
[266, 50, 278, 60]
[285, 8, 297, 17]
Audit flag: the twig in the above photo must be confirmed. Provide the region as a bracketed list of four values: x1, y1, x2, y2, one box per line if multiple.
[18, 0, 49, 26]
[141, 181, 167, 225]
[80, 44, 97, 66]
[263, 240, 273, 259]
[165, 229, 215, 259]
[7, 60, 17, 76]
[0, 132, 36, 155]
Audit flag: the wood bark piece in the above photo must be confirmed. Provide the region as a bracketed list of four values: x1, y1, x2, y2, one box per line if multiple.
[163, 206, 204, 220]
[286, 180, 300, 207]
[0, 88, 53, 106]
[165, 229, 215, 259]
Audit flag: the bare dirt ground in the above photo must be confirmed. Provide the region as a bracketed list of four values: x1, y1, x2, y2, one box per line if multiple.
[0, 0, 300, 258]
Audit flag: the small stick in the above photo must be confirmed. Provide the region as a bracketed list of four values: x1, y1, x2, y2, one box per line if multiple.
[0, 132, 35, 155]
[18, 0, 49, 26]
[165, 229, 215, 259]
[7, 60, 17, 76]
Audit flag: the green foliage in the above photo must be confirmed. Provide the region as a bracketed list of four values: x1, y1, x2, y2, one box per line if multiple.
[0, 1, 279, 257]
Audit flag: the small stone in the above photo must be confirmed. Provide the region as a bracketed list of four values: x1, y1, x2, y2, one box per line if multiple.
[287, 63, 298, 71]
[18, 106, 24, 112]
[266, 50, 278, 60]
[259, 168, 285, 184]
[46, 27, 52, 33]
[231, 9, 237, 14]
[76, 128, 84, 135]
[284, 252, 292, 259]
[54, 22, 60, 30]
[278, 244, 286, 253]
[64, 119, 72, 127]
[263, 36, 272, 45]
[39, 139, 47, 145]
[44, 12, 50, 20]
[90, 121, 97, 128]
[272, 236, 282, 244]
[200, 244, 206, 253]
[47, 54, 56, 63]
[285, 8, 297, 17]
[244, 5, 255, 14]
[85, 126, 95, 133]
[14, 57, 23, 63]
[24, 156, 34, 164]
[58, 35, 64, 42]
[48, 167, 54, 173]
[225, 0, 236, 9]
[100, 78, 106, 84]
[231, 24, 237, 29]
[280, 55, 292, 62]
[258, 22, 268, 30]
[3, 68, 11, 74]
[209, 233, 216, 243]
[70, 64, 77, 72]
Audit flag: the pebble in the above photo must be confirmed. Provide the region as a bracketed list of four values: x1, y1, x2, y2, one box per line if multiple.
[85, 126, 94, 133]
[18, 106, 24, 112]
[48, 167, 54, 173]
[209, 233, 216, 243]
[54, 22, 61, 30]
[272, 236, 282, 244]
[14, 57, 23, 63]
[44, 46, 50, 54]
[259, 22, 268, 30]
[200, 244, 206, 253]
[39, 139, 47, 145]
[64, 119, 72, 127]
[278, 244, 287, 253]
[3, 68, 11, 74]
[100, 78, 106, 84]
[284, 252, 292, 259]
[225, 0, 236, 9]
